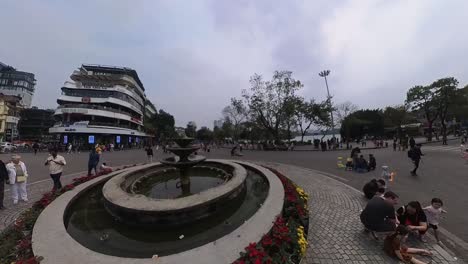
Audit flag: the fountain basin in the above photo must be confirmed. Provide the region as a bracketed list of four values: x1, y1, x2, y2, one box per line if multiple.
[102, 160, 247, 227]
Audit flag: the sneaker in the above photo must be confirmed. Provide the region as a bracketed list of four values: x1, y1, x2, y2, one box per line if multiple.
[22, 198, 29, 202]
[13, 200, 18, 205]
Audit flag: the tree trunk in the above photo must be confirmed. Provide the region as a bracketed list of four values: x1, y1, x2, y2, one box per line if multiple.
[441, 121, 447, 145]
[427, 121, 433, 142]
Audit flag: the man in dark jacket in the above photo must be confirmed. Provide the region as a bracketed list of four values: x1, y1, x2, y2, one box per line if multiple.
[88, 149, 100, 176]
[0, 160, 8, 210]
[409, 144, 423, 176]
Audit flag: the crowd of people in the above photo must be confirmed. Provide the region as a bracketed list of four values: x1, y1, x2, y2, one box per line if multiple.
[360, 178, 447, 263]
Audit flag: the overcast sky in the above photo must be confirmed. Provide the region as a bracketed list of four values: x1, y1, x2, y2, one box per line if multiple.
[2, 0, 468, 128]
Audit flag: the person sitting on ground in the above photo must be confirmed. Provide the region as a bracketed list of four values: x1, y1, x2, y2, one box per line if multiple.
[345, 158, 354, 171]
[356, 155, 368, 173]
[100, 162, 112, 173]
[368, 154, 377, 171]
[397, 201, 428, 242]
[360, 191, 399, 234]
[384, 225, 432, 264]
[362, 179, 386, 199]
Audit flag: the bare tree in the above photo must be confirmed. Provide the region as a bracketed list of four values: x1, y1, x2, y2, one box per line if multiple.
[335, 101, 359, 127]
[222, 98, 248, 140]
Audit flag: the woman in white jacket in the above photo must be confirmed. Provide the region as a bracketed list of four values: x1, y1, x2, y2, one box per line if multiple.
[6, 155, 28, 204]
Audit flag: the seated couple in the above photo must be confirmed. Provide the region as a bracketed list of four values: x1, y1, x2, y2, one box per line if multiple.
[346, 154, 376, 172]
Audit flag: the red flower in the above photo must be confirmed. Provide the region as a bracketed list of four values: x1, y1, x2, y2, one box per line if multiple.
[261, 234, 273, 247]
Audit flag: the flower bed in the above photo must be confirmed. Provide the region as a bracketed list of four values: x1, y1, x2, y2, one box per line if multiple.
[0, 166, 133, 264]
[233, 167, 309, 264]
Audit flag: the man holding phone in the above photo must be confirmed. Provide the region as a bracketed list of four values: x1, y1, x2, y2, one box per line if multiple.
[45, 148, 66, 191]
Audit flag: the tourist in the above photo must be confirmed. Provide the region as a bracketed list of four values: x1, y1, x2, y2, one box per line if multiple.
[110, 143, 114, 152]
[423, 198, 447, 243]
[33, 142, 39, 155]
[362, 179, 386, 199]
[393, 139, 397, 151]
[397, 201, 428, 242]
[45, 149, 67, 191]
[384, 225, 432, 264]
[368, 154, 376, 171]
[360, 191, 399, 233]
[0, 160, 7, 210]
[67, 143, 73, 154]
[356, 155, 368, 173]
[145, 145, 154, 163]
[6, 155, 28, 204]
[409, 137, 416, 149]
[88, 148, 100, 176]
[381, 165, 392, 183]
[408, 144, 423, 176]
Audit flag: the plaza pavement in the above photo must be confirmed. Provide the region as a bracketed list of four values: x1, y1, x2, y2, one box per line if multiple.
[0, 147, 467, 263]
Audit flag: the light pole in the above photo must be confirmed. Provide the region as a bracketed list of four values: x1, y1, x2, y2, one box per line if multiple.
[319, 70, 335, 140]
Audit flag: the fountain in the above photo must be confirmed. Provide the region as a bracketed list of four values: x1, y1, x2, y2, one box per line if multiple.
[32, 137, 285, 263]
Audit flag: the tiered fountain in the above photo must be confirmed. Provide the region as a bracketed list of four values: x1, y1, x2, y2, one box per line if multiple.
[32, 137, 284, 263]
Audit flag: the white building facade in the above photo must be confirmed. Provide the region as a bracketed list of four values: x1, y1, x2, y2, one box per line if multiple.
[49, 64, 156, 147]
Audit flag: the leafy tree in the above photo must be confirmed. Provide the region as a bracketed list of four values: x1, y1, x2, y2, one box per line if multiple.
[406, 85, 439, 141]
[448, 86, 468, 125]
[295, 98, 331, 142]
[242, 71, 302, 142]
[146, 109, 175, 141]
[222, 98, 248, 140]
[340, 109, 385, 140]
[383, 105, 411, 139]
[334, 101, 359, 127]
[431, 77, 459, 144]
[185, 121, 197, 138]
[196, 126, 214, 142]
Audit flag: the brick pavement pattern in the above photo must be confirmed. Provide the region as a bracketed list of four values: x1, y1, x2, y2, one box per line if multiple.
[262, 162, 464, 264]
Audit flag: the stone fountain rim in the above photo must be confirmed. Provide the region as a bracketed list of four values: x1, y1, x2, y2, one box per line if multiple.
[102, 160, 247, 211]
[31, 160, 284, 264]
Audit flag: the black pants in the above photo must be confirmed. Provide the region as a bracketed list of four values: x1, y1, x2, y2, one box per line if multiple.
[412, 159, 420, 174]
[88, 165, 97, 175]
[0, 179, 4, 208]
[50, 172, 63, 190]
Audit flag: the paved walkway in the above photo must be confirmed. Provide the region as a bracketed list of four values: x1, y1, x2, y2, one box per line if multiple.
[262, 162, 464, 264]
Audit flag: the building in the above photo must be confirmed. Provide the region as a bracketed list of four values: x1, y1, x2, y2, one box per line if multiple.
[213, 119, 223, 129]
[0, 94, 22, 142]
[49, 64, 157, 146]
[17, 107, 55, 141]
[0, 62, 36, 108]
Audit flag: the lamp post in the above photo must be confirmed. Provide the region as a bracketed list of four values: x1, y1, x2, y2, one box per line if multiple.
[319, 70, 335, 140]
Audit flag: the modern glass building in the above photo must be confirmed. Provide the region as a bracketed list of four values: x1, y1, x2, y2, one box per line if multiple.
[0, 62, 36, 107]
[49, 64, 156, 147]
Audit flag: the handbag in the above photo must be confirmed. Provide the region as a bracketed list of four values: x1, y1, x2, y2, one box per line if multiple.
[16, 176, 26, 183]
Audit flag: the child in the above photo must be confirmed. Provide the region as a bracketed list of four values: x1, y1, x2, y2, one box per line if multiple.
[100, 162, 112, 173]
[368, 154, 376, 171]
[345, 158, 353, 171]
[381, 165, 391, 183]
[384, 225, 432, 264]
[423, 198, 447, 243]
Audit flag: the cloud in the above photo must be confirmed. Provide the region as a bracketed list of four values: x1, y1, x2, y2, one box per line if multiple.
[1, 0, 468, 127]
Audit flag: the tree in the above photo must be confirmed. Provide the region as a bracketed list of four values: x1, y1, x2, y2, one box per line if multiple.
[383, 105, 410, 139]
[242, 71, 302, 142]
[406, 85, 439, 141]
[431, 77, 458, 144]
[340, 109, 385, 140]
[335, 101, 359, 127]
[295, 98, 331, 142]
[146, 109, 175, 141]
[222, 98, 248, 140]
[196, 127, 214, 142]
[185, 121, 197, 138]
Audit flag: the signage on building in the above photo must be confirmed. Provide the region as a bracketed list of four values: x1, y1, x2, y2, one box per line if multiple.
[81, 97, 91, 103]
[62, 108, 88, 114]
[73, 121, 89, 126]
[63, 135, 68, 144]
[88, 135, 95, 144]
[64, 128, 76, 132]
[129, 136, 132, 143]
[6, 116, 20, 124]
[116, 136, 121, 144]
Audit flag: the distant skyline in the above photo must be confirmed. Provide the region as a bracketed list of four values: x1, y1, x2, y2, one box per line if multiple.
[2, 0, 468, 128]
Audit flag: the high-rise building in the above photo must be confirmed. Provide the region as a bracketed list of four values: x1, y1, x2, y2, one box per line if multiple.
[0, 94, 22, 142]
[49, 64, 157, 146]
[0, 62, 36, 108]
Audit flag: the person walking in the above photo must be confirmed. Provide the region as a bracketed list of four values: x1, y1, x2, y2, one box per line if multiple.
[409, 137, 416, 149]
[408, 144, 423, 176]
[67, 143, 73, 154]
[145, 145, 154, 163]
[0, 160, 8, 210]
[33, 142, 39, 155]
[88, 148, 100, 176]
[6, 155, 28, 204]
[45, 149, 66, 191]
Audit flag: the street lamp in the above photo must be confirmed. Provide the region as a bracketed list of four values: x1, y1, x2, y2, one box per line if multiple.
[318, 70, 335, 140]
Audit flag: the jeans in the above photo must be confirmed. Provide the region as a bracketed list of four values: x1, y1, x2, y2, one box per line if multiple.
[88, 164, 97, 175]
[50, 172, 63, 190]
[11, 182, 27, 202]
[412, 159, 420, 174]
